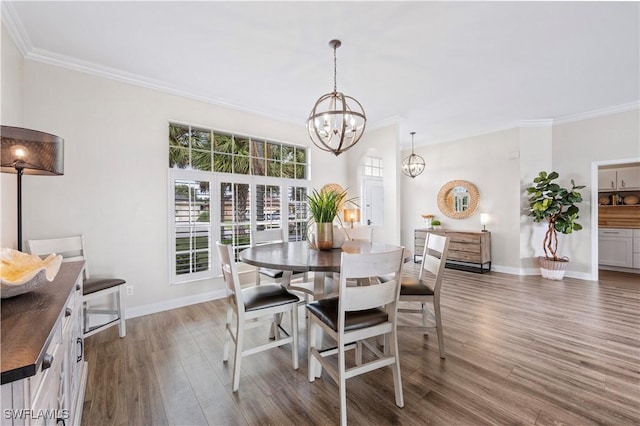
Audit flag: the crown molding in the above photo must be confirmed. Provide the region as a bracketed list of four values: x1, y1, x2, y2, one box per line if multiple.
[553, 101, 640, 125]
[24, 47, 303, 126]
[1, 2, 31, 56]
[519, 119, 554, 127]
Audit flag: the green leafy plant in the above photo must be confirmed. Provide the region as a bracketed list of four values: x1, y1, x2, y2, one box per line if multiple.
[431, 219, 441, 226]
[526, 171, 585, 261]
[306, 188, 347, 224]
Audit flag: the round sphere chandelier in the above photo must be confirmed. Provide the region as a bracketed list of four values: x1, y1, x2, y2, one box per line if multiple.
[401, 131, 425, 178]
[307, 39, 367, 156]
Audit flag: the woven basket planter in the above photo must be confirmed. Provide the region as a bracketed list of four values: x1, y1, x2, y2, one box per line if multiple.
[538, 256, 569, 280]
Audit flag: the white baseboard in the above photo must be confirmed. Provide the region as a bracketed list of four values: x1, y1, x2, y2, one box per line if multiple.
[599, 265, 640, 274]
[491, 265, 523, 275]
[125, 289, 227, 320]
[492, 265, 595, 281]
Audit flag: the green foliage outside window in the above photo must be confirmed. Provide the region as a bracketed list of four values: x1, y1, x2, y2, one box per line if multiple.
[169, 123, 307, 178]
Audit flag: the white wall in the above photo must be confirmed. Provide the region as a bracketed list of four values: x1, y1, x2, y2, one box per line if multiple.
[400, 128, 521, 272]
[400, 110, 640, 279]
[345, 123, 401, 245]
[552, 109, 640, 278]
[1, 25, 24, 248]
[518, 124, 553, 272]
[2, 28, 351, 315]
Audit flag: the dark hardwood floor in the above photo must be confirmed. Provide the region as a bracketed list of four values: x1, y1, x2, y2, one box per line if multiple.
[81, 267, 640, 425]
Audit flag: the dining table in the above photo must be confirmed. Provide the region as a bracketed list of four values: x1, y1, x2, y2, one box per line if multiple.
[239, 239, 409, 377]
[239, 240, 409, 298]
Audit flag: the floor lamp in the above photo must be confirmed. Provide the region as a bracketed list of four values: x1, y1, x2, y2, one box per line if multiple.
[1, 126, 64, 251]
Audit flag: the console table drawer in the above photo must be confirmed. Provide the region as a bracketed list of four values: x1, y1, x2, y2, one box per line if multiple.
[414, 229, 491, 273]
[449, 241, 482, 254]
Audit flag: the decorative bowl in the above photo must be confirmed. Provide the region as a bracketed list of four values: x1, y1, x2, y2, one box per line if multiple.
[598, 196, 611, 205]
[1, 248, 63, 298]
[623, 195, 639, 205]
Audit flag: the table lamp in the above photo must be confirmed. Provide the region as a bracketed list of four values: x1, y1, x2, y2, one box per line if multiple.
[480, 213, 489, 232]
[343, 208, 361, 228]
[1, 126, 64, 251]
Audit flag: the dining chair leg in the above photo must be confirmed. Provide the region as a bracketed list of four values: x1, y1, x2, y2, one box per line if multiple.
[390, 328, 404, 408]
[307, 316, 316, 382]
[291, 306, 299, 370]
[232, 316, 244, 392]
[117, 287, 126, 338]
[421, 302, 428, 329]
[223, 306, 232, 362]
[339, 344, 348, 426]
[355, 341, 363, 365]
[434, 301, 446, 359]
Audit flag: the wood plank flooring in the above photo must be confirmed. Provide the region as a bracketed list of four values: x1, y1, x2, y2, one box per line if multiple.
[81, 267, 640, 425]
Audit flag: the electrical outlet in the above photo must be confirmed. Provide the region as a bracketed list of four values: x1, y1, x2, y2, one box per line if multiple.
[126, 286, 134, 296]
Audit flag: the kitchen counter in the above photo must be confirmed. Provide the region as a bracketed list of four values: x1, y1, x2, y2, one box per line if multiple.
[1, 261, 84, 384]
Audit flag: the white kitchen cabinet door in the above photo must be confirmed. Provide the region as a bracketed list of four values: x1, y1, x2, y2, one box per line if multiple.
[598, 169, 617, 191]
[616, 166, 640, 190]
[599, 236, 634, 267]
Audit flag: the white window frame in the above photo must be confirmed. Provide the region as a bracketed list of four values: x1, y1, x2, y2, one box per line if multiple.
[169, 169, 311, 284]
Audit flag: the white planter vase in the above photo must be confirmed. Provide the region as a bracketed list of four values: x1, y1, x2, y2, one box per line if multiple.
[538, 256, 569, 280]
[332, 225, 346, 248]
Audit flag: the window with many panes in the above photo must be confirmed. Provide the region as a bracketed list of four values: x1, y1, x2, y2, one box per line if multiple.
[362, 156, 383, 177]
[169, 123, 310, 283]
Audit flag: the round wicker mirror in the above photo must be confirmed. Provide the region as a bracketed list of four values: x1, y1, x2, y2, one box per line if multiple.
[437, 180, 479, 219]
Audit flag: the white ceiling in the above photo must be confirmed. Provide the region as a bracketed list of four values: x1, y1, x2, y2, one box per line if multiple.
[3, 1, 639, 147]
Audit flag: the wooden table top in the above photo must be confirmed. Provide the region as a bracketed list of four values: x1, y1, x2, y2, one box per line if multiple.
[239, 240, 407, 273]
[1, 261, 84, 384]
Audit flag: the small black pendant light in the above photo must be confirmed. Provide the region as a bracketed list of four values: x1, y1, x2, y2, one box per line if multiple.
[401, 131, 425, 178]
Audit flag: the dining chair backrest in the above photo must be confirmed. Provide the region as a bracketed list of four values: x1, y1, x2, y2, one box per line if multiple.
[338, 247, 404, 322]
[344, 226, 373, 242]
[28, 235, 90, 278]
[28, 234, 127, 338]
[217, 242, 244, 311]
[253, 228, 286, 246]
[418, 233, 450, 292]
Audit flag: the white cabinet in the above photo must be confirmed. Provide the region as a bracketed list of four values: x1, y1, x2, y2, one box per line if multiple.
[618, 167, 640, 190]
[1, 262, 87, 426]
[599, 166, 640, 191]
[598, 169, 618, 191]
[599, 228, 634, 268]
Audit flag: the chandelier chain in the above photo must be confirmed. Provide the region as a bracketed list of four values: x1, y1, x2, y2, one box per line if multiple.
[333, 43, 337, 92]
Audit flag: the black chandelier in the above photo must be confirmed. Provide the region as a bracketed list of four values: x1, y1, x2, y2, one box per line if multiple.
[401, 131, 425, 178]
[307, 39, 366, 156]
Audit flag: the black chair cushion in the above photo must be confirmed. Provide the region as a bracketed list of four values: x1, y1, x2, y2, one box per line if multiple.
[242, 284, 300, 312]
[306, 297, 388, 332]
[400, 277, 434, 296]
[258, 268, 284, 279]
[83, 277, 126, 296]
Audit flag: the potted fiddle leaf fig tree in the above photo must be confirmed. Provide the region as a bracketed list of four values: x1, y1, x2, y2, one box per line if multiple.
[307, 188, 347, 250]
[526, 171, 585, 280]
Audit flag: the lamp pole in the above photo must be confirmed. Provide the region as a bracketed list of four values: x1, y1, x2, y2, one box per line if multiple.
[16, 163, 24, 251]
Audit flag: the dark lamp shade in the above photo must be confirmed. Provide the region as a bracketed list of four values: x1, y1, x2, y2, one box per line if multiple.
[1, 126, 64, 176]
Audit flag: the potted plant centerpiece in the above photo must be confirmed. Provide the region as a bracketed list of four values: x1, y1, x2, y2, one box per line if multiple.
[307, 188, 347, 250]
[526, 171, 585, 280]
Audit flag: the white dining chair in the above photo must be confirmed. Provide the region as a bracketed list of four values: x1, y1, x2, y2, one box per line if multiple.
[252, 228, 288, 284]
[344, 226, 373, 242]
[306, 247, 405, 425]
[252, 228, 313, 303]
[28, 235, 126, 338]
[217, 242, 299, 392]
[378, 233, 450, 358]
